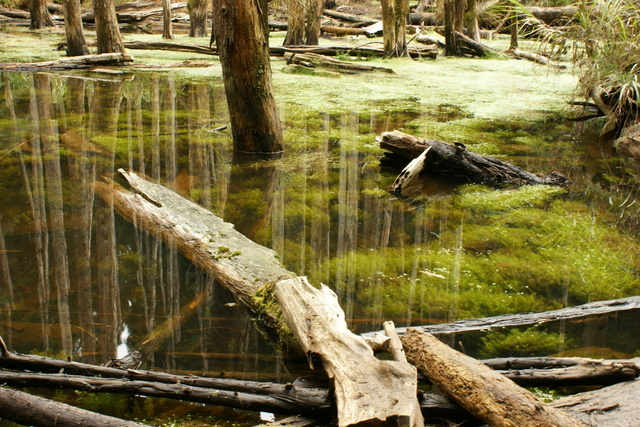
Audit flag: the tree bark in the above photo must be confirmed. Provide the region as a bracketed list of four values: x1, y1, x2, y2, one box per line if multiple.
[465, 0, 480, 42]
[304, 0, 323, 45]
[275, 278, 424, 427]
[187, 0, 207, 37]
[284, 52, 394, 74]
[30, 0, 54, 28]
[284, 0, 305, 45]
[211, 0, 284, 153]
[443, 0, 459, 56]
[94, 0, 126, 53]
[62, 0, 90, 56]
[162, 0, 174, 39]
[0, 387, 148, 427]
[0, 53, 133, 71]
[401, 329, 586, 427]
[380, 0, 409, 57]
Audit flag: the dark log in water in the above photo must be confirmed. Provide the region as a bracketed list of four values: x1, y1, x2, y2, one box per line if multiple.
[377, 130, 568, 194]
[0, 387, 149, 427]
[275, 278, 424, 426]
[401, 329, 585, 427]
[0, 53, 133, 71]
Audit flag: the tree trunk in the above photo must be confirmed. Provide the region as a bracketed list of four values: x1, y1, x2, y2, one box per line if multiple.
[443, 0, 459, 56]
[454, 0, 465, 33]
[284, 0, 305, 45]
[94, 0, 126, 53]
[0, 387, 148, 427]
[188, 0, 207, 37]
[62, 0, 90, 56]
[465, 0, 480, 42]
[380, 0, 409, 57]
[30, 0, 54, 28]
[162, 0, 174, 39]
[304, 0, 323, 45]
[211, 0, 284, 153]
[401, 329, 586, 427]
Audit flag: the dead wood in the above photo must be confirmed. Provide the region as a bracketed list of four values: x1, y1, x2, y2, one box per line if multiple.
[124, 40, 216, 55]
[409, 12, 437, 26]
[0, 53, 134, 71]
[284, 52, 394, 74]
[552, 378, 640, 427]
[527, 6, 577, 26]
[401, 328, 586, 427]
[0, 386, 149, 427]
[275, 278, 424, 427]
[455, 30, 500, 57]
[322, 9, 378, 26]
[377, 130, 567, 194]
[365, 295, 640, 336]
[508, 47, 566, 69]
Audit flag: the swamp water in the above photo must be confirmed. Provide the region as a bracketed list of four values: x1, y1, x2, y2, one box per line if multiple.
[0, 70, 639, 424]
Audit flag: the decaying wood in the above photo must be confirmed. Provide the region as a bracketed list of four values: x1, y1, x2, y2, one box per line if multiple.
[275, 277, 424, 427]
[485, 357, 640, 387]
[552, 379, 640, 427]
[124, 40, 216, 55]
[378, 130, 567, 193]
[0, 386, 149, 427]
[401, 328, 585, 427]
[455, 30, 500, 57]
[284, 52, 394, 74]
[365, 295, 640, 336]
[93, 169, 293, 333]
[323, 9, 378, 26]
[508, 47, 566, 69]
[0, 53, 134, 71]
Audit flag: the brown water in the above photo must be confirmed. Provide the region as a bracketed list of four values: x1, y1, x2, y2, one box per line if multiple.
[0, 71, 639, 423]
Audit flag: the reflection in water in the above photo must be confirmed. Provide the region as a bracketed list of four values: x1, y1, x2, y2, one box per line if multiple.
[0, 71, 638, 390]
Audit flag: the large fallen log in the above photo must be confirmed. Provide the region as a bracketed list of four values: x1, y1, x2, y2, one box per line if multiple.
[0, 53, 134, 71]
[552, 379, 640, 427]
[377, 130, 567, 194]
[401, 328, 585, 427]
[275, 279, 424, 427]
[93, 169, 422, 427]
[284, 52, 394, 74]
[0, 387, 149, 427]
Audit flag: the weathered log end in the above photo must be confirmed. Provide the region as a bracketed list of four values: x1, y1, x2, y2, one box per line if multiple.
[275, 277, 424, 427]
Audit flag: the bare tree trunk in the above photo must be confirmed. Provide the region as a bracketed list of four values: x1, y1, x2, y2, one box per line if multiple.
[381, 0, 409, 57]
[304, 0, 323, 45]
[454, 0, 465, 32]
[465, 0, 480, 42]
[443, 0, 459, 56]
[94, 0, 125, 53]
[30, 0, 54, 28]
[62, 0, 89, 55]
[188, 0, 208, 37]
[211, 0, 284, 153]
[284, 0, 305, 45]
[162, 0, 174, 39]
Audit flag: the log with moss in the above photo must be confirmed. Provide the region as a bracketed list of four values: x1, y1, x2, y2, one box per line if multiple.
[93, 169, 423, 427]
[0, 53, 134, 71]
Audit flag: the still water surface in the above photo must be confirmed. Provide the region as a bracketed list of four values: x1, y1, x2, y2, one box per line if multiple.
[0, 71, 639, 392]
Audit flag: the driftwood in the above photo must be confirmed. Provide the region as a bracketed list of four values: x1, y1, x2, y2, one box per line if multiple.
[377, 130, 568, 194]
[284, 52, 394, 74]
[508, 47, 566, 69]
[0, 53, 134, 71]
[275, 278, 424, 427]
[401, 328, 585, 427]
[363, 295, 640, 336]
[124, 40, 216, 55]
[0, 387, 150, 427]
[322, 9, 378, 26]
[93, 170, 423, 426]
[552, 379, 640, 427]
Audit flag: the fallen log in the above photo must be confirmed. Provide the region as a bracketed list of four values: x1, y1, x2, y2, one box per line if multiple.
[362, 295, 640, 337]
[275, 278, 424, 426]
[322, 9, 378, 26]
[284, 52, 394, 74]
[409, 12, 437, 26]
[377, 130, 568, 194]
[401, 328, 585, 427]
[93, 170, 423, 426]
[508, 47, 566, 69]
[0, 53, 134, 71]
[124, 40, 216, 55]
[527, 6, 576, 26]
[0, 387, 149, 427]
[552, 379, 640, 427]
[455, 30, 501, 57]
